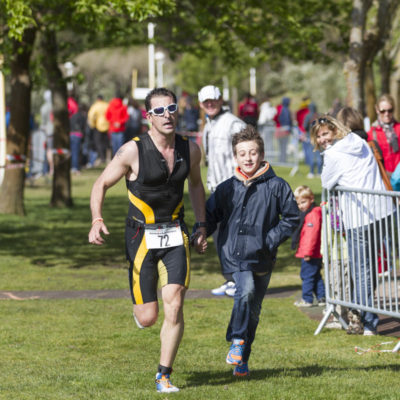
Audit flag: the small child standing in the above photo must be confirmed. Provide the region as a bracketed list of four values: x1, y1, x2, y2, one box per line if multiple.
[204, 125, 299, 376]
[292, 185, 325, 307]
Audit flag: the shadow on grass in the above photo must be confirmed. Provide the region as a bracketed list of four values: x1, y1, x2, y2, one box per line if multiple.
[184, 363, 400, 388]
[0, 194, 129, 269]
[0, 186, 298, 273]
[0, 191, 219, 271]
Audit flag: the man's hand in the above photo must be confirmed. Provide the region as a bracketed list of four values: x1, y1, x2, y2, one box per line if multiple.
[88, 220, 110, 245]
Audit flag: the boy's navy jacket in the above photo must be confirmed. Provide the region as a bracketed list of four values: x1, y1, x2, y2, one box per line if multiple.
[206, 164, 300, 274]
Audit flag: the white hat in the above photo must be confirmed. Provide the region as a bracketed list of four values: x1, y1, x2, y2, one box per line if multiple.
[198, 85, 221, 103]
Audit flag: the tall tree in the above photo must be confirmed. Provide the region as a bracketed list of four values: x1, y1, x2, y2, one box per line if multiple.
[344, 0, 399, 119]
[0, 28, 35, 215]
[0, 0, 172, 215]
[40, 29, 72, 207]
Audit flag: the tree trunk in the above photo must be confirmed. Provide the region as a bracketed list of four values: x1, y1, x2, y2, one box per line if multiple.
[380, 48, 391, 95]
[344, 0, 372, 113]
[40, 30, 73, 207]
[364, 62, 377, 123]
[0, 28, 36, 215]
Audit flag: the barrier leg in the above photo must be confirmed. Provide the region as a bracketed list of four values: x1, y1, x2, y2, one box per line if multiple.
[334, 311, 349, 331]
[314, 303, 334, 335]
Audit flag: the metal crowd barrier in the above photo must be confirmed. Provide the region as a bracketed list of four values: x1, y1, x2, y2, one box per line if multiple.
[315, 186, 400, 353]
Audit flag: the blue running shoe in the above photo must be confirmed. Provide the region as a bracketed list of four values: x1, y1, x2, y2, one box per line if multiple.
[233, 362, 249, 377]
[226, 339, 245, 365]
[155, 373, 179, 393]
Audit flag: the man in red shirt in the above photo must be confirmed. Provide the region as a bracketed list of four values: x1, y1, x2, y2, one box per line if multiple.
[238, 93, 259, 127]
[105, 93, 129, 156]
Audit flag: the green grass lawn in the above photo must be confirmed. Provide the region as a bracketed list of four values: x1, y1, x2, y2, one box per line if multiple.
[1, 298, 399, 399]
[1, 163, 399, 399]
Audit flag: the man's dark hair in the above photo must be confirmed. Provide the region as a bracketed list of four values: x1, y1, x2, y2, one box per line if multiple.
[145, 88, 177, 111]
[232, 125, 264, 155]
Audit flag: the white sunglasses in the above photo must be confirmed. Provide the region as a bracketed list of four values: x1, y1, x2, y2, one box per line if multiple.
[148, 103, 178, 116]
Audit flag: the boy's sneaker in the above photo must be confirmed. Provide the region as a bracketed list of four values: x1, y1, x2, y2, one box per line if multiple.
[317, 298, 326, 306]
[211, 281, 235, 296]
[155, 373, 179, 393]
[294, 299, 313, 307]
[226, 339, 245, 365]
[233, 362, 249, 377]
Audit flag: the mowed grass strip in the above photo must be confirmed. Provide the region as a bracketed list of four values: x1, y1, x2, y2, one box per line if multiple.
[0, 297, 399, 400]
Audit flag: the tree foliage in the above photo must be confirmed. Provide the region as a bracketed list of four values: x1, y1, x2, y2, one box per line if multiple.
[0, 0, 173, 214]
[155, 0, 352, 67]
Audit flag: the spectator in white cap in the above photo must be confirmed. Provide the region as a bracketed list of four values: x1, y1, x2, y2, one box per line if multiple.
[198, 84, 246, 297]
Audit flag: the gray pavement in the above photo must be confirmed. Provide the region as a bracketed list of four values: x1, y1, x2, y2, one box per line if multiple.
[0, 286, 299, 301]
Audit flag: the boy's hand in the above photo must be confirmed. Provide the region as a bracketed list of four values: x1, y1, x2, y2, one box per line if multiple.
[193, 228, 207, 254]
[304, 255, 311, 261]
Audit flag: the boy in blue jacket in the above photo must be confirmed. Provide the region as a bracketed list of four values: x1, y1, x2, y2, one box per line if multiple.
[203, 125, 299, 376]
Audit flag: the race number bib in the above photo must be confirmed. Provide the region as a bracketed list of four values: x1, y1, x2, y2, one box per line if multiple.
[144, 222, 183, 249]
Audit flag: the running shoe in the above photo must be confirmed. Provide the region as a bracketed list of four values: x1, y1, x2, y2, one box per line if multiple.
[226, 339, 245, 365]
[155, 373, 179, 393]
[233, 362, 249, 377]
[211, 281, 235, 296]
[317, 298, 326, 306]
[225, 286, 236, 297]
[294, 299, 313, 307]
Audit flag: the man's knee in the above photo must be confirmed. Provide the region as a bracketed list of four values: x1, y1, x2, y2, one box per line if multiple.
[135, 313, 158, 327]
[134, 303, 158, 327]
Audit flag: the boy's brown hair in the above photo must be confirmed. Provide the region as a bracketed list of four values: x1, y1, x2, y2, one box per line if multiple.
[294, 185, 314, 200]
[232, 125, 264, 155]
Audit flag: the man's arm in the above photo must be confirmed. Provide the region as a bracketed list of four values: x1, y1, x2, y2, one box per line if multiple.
[88, 142, 138, 245]
[187, 140, 207, 253]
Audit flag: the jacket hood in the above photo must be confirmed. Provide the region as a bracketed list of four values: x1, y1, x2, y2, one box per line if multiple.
[328, 132, 364, 156]
[282, 97, 290, 107]
[234, 162, 276, 186]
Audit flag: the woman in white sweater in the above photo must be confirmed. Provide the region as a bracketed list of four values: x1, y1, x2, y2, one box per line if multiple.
[310, 115, 393, 335]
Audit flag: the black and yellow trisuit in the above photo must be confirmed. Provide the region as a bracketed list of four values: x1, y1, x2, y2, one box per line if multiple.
[125, 132, 191, 305]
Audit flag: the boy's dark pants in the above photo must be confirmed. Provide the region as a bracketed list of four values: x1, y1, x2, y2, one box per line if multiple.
[300, 258, 325, 303]
[226, 270, 271, 363]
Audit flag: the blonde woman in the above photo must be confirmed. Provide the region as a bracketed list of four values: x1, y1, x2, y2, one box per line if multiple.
[311, 115, 393, 335]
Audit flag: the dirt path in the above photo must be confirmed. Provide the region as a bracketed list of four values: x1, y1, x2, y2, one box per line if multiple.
[1, 287, 399, 338]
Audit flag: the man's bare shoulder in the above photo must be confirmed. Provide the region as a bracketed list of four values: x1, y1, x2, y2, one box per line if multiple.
[114, 140, 138, 161]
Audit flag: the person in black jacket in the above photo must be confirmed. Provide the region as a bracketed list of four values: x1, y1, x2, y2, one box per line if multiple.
[205, 125, 299, 377]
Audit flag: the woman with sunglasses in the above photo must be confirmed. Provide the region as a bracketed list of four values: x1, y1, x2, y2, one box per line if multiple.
[367, 94, 400, 175]
[310, 115, 393, 336]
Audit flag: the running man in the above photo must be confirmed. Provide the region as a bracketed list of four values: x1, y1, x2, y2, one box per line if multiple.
[88, 87, 207, 393]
